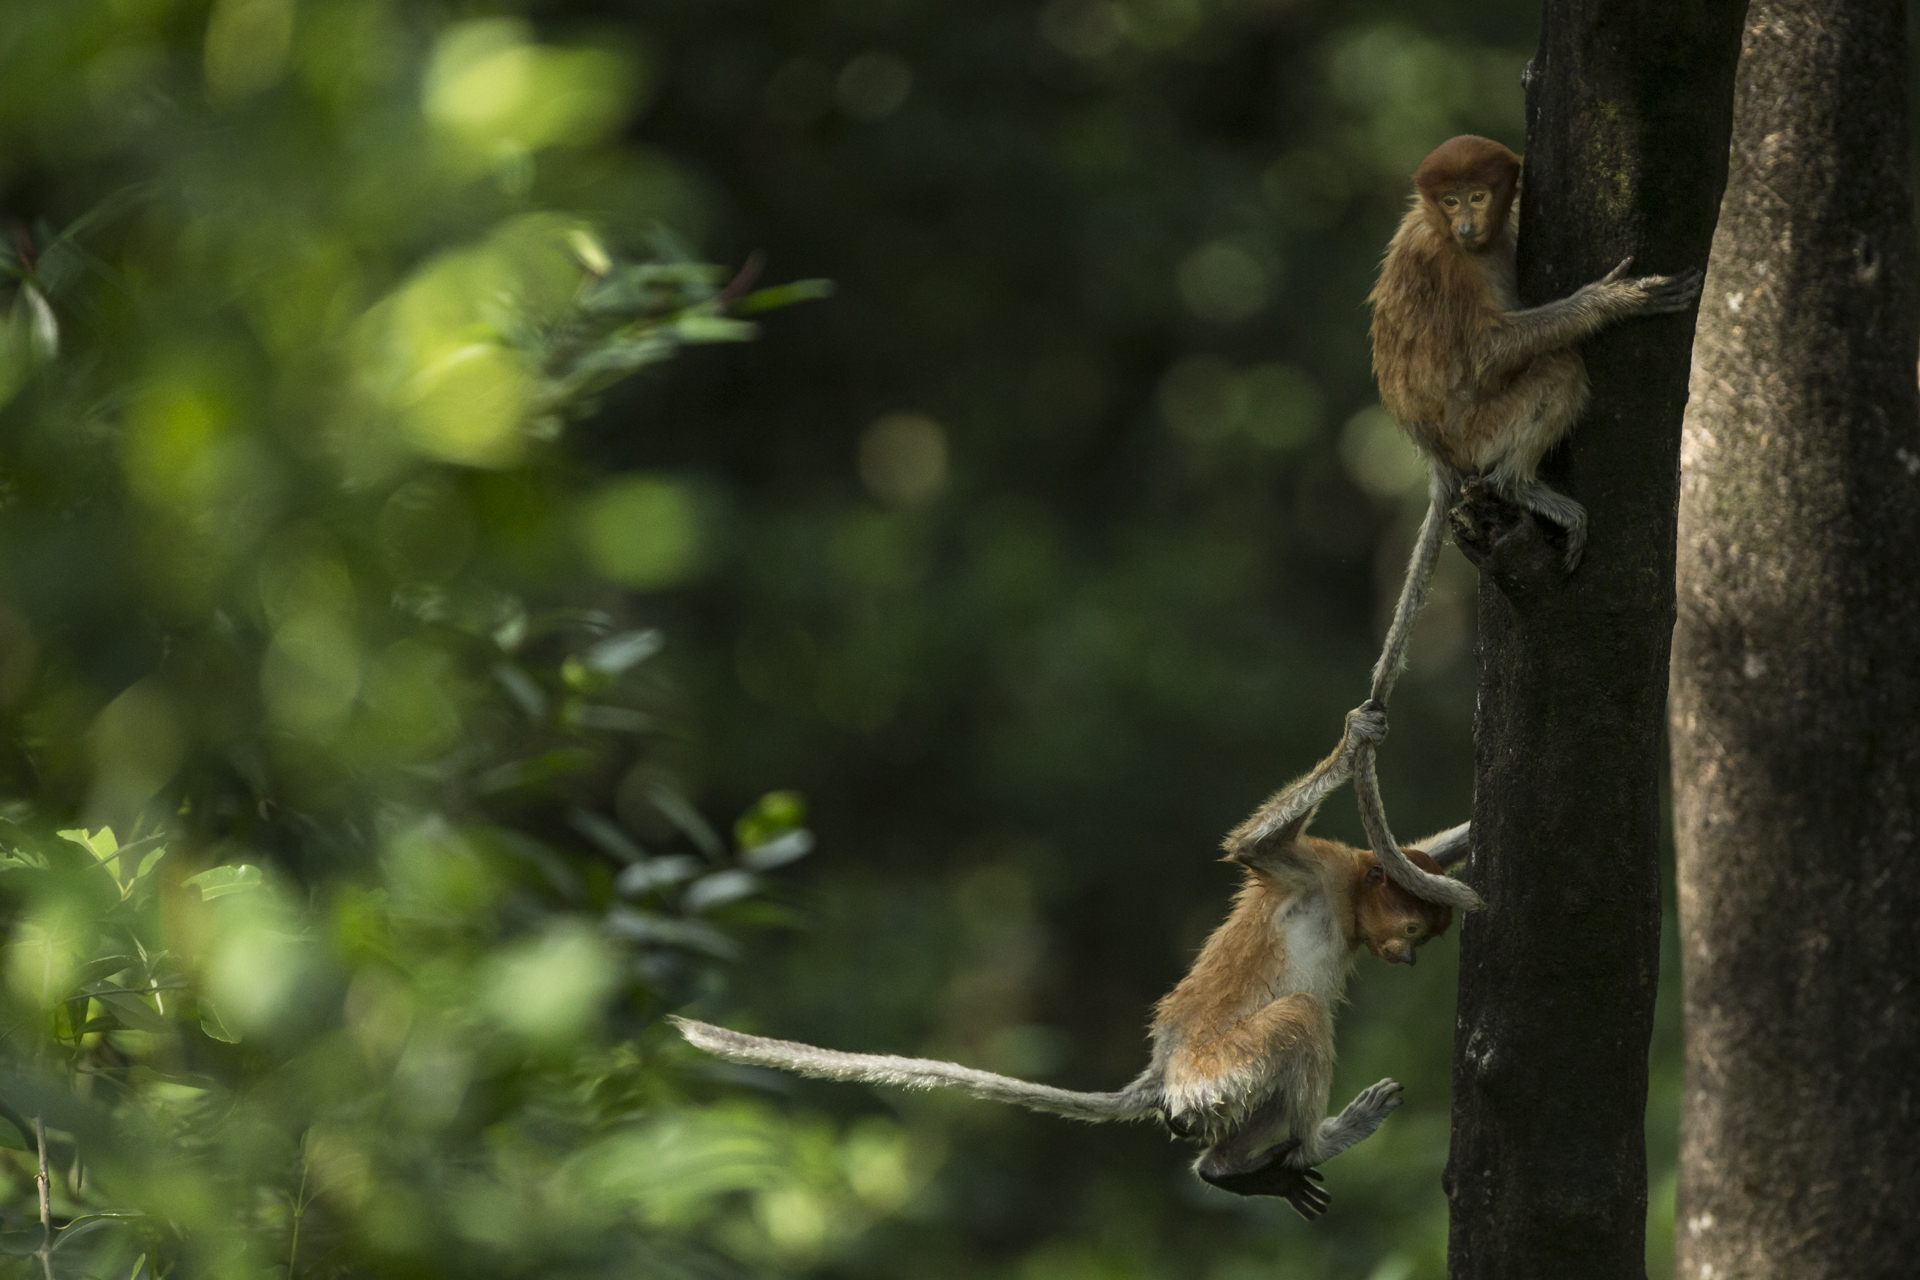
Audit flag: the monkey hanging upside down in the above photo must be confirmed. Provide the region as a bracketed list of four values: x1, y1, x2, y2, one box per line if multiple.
[675, 703, 1473, 1219]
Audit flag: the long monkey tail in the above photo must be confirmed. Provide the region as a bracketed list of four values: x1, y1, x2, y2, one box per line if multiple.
[1355, 745, 1485, 910]
[1369, 467, 1457, 706]
[671, 1017, 1161, 1123]
[1357, 465, 1483, 910]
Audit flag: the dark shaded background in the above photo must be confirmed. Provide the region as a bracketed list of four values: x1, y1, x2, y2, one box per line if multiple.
[17, 1, 1916, 1276]
[558, 2, 1613, 1276]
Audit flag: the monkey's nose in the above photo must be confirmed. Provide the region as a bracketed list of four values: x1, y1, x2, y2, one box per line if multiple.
[1399, 947, 1417, 966]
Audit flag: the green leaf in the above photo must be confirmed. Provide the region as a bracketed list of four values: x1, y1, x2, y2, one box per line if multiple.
[682, 870, 759, 914]
[735, 790, 808, 852]
[582, 628, 663, 674]
[473, 748, 596, 796]
[734, 278, 836, 314]
[93, 991, 170, 1034]
[67, 955, 135, 995]
[605, 909, 740, 960]
[741, 829, 814, 872]
[135, 847, 168, 880]
[0, 1229, 42, 1256]
[58, 827, 117, 859]
[673, 314, 757, 344]
[0, 1118, 25, 1151]
[50, 1214, 147, 1254]
[182, 864, 262, 899]
[198, 1000, 239, 1044]
[644, 783, 723, 859]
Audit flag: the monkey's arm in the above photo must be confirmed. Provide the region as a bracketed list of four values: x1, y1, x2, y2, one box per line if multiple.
[1223, 702, 1386, 863]
[1480, 258, 1702, 375]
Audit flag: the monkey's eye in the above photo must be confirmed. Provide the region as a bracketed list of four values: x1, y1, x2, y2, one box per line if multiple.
[1403, 922, 1420, 937]
[1442, 196, 1460, 209]
[1469, 190, 1489, 206]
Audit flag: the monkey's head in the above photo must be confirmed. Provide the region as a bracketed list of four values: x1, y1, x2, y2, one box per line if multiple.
[1414, 135, 1521, 253]
[1355, 846, 1454, 966]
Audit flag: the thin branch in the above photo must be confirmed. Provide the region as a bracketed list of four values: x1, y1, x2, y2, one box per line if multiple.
[35, 1115, 54, 1280]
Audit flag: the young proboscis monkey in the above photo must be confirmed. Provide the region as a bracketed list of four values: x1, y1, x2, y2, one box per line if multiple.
[1347, 135, 1703, 900]
[675, 703, 1474, 1220]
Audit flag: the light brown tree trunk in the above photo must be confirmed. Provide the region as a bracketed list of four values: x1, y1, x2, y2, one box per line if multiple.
[1671, 2, 1920, 1278]
[1442, 2, 1745, 1276]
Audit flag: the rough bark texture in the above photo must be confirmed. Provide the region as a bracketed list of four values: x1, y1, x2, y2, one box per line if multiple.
[1670, 3, 1920, 1277]
[1443, 5, 1746, 1278]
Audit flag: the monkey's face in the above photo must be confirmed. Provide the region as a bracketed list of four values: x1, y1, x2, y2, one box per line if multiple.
[1356, 863, 1452, 965]
[1435, 186, 1497, 250]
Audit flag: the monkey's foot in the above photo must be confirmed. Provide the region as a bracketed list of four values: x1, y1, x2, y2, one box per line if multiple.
[1198, 1139, 1332, 1221]
[1449, 482, 1563, 595]
[1345, 700, 1388, 749]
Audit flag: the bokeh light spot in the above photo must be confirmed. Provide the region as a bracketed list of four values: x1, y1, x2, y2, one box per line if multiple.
[836, 52, 913, 120]
[204, 0, 294, 103]
[579, 475, 705, 589]
[1177, 241, 1271, 323]
[483, 923, 616, 1043]
[1040, 0, 1123, 59]
[857, 413, 948, 506]
[1341, 405, 1427, 497]
[424, 20, 637, 159]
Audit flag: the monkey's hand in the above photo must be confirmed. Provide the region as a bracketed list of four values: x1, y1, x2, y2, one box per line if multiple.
[1598, 258, 1704, 315]
[1342, 700, 1388, 756]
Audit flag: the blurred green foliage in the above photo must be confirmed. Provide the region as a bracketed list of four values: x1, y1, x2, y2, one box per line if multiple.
[0, 0, 1720, 1278]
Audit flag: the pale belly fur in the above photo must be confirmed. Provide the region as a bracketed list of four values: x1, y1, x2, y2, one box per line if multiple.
[1270, 891, 1351, 1008]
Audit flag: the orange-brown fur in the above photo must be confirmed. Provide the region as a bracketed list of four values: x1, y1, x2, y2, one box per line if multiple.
[1151, 835, 1451, 1143]
[1158, 839, 1451, 1044]
[674, 707, 1469, 1221]
[1369, 135, 1588, 484]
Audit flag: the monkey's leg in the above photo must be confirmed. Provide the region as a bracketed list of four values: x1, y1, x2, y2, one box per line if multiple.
[1298, 1078, 1403, 1165]
[1507, 478, 1588, 570]
[1194, 1100, 1332, 1220]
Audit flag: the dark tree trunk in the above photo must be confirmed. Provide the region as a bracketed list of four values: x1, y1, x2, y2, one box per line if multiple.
[1670, 2, 1920, 1277]
[1443, 4, 1746, 1277]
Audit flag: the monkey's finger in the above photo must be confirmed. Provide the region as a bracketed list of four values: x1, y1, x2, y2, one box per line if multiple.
[1601, 256, 1634, 283]
[1289, 1185, 1332, 1220]
[1305, 1167, 1326, 1184]
[1634, 268, 1706, 311]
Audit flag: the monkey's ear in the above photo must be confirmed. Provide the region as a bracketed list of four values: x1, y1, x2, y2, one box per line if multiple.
[1364, 864, 1386, 887]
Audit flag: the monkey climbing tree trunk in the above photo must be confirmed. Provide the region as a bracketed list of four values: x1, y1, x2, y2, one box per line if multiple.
[1443, 4, 1743, 1277]
[1670, 3, 1920, 1277]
